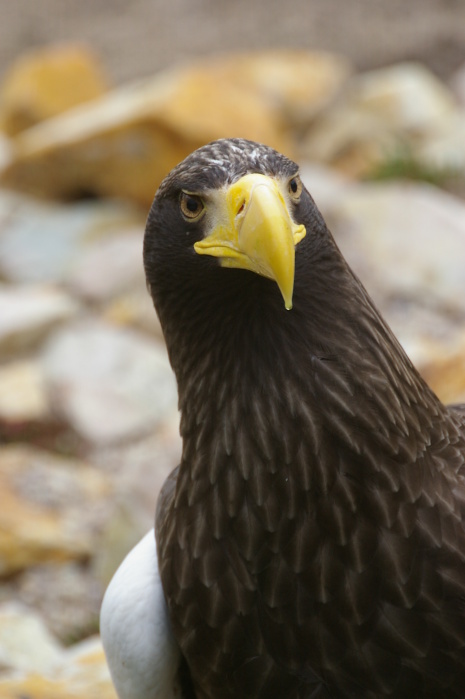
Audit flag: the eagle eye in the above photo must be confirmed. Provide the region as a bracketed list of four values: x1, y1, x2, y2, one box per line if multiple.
[180, 192, 205, 221]
[288, 175, 302, 201]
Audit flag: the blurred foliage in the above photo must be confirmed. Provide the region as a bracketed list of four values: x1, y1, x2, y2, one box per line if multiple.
[366, 147, 465, 190]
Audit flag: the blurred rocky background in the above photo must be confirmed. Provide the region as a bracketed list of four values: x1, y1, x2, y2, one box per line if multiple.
[0, 2, 465, 697]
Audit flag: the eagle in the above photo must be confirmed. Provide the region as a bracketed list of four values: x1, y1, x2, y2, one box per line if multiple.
[101, 138, 465, 699]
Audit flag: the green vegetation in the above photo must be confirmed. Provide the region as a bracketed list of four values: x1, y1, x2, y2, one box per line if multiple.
[366, 148, 465, 191]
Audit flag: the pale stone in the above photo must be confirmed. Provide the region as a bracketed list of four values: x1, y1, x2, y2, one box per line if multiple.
[300, 162, 353, 218]
[416, 111, 465, 172]
[302, 108, 400, 178]
[0, 44, 108, 136]
[307, 165, 465, 404]
[92, 418, 181, 523]
[303, 62, 459, 177]
[322, 179, 465, 365]
[42, 320, 177, 444]
[0, 360, 50, 423]
[381, 306, 465, 378]
[0, 636, 116, 699]
[332, 181, 465, 314]
[68, 229, 144, 302]
[0, 602, 64, 675]
[0, 445, 110, 576]
[0, 284, 79, 358]
[0, 191, 143, 284]
[4, 561, 103, 644]
[345, 63, 456, 133]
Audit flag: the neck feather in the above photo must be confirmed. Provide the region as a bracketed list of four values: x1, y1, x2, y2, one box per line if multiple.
[157, 252, 449, 493]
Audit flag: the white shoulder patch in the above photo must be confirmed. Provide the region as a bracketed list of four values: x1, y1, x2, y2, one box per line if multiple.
[100, 530, 182, 699]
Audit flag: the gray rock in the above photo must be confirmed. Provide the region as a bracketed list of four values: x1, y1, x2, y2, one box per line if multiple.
[329, 181, 465, 356]
[300, 163, 353, 219]
[0, 284, 79, 358]
[42, 319, 178, 444]
[0, 191, 144, 284]
[302, 63, 460, 178]
[332, 181, 465, 310]
[68, 228, 145, 302]
[92, 416, 181, 516]
[2, 562, 103, 645]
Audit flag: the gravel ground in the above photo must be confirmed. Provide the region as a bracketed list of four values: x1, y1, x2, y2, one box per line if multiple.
[0, 0, 464, 85]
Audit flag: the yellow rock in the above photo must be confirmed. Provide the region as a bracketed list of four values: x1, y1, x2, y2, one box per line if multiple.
[0, 445, 111, 576]
[0, 51, 349, 206]
[419, 338, 465, 406]
[0, 675, 115, 699]
[103, 290, 164, 338]
[0, 44, 108, 136]
[194, 51, 351, 125]
[0, 64, 289, 205]
[0, 360, 50, 423]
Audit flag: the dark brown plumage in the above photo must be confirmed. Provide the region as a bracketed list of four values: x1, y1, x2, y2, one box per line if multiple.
[144, 138, 465, 698]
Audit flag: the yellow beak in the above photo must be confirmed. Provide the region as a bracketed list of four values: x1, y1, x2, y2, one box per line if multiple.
[193, 174, 306, 310]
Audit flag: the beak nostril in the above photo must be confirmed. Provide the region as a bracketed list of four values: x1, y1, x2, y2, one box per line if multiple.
[237, 200, 245, 216]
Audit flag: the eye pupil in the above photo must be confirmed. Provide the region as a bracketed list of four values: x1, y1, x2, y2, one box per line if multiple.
[290, 179, 298, 193]
[186, 197, 199, 212]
